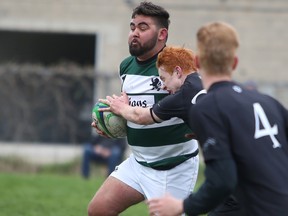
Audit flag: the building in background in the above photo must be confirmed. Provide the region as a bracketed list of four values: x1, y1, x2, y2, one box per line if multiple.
[0, 0, 287, 143]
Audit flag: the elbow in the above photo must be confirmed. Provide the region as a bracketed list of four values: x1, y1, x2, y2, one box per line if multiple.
[219, 168, 238, 195]
[206, 160, 238, 196]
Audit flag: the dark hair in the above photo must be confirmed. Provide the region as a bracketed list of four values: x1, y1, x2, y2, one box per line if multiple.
[132, 1, 170, 29]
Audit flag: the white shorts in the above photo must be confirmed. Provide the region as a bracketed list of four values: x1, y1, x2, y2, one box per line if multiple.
[111, 153, 199, 200]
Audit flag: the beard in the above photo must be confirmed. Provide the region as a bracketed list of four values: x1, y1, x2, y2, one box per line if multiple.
[129, 34, 158, 57]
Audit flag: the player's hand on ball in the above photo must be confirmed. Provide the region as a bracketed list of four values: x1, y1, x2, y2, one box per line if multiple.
[100, 92, 129, 116]
[91, 121, 110, 138]
[92, 102, 127, 138]
[98, 98, 111, 111]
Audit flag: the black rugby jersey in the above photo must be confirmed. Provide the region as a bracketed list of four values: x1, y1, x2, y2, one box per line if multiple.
[152, 72, 205, 123]
[185, 81, 288, 216]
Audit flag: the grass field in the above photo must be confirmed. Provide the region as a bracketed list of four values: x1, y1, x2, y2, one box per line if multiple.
[0, 172, 149, 216]
[0, 157, 205, 216]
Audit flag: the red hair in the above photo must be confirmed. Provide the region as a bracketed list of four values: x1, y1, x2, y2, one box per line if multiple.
[156, 46, 197, 74]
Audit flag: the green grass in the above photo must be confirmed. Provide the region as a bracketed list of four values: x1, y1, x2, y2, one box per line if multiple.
[0, 158, 205, 216]
[0, 172, 147, 216]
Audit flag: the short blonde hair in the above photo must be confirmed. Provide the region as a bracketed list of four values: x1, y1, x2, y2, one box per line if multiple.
[197, 21, 239, 75]
[156, 46, 197, 75]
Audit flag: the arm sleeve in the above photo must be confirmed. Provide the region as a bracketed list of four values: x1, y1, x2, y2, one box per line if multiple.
[152, 92, 186, 121]
[183, 159, 238, 216]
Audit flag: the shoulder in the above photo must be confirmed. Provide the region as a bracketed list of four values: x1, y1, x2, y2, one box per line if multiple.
[181, 73, 205, 103]
[207, 81, 236, 100]
[190, 86, 218, 119]
[120, 56, 135, 75]
[185, 73, 204, 91]
[120, 56, 134, 64]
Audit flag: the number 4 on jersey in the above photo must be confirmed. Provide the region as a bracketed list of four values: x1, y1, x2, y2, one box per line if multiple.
[253, 103, 281, 148]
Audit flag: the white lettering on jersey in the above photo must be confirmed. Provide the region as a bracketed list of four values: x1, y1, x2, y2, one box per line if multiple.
[253, 103, 281, 148]
[129, 95, 155, 108]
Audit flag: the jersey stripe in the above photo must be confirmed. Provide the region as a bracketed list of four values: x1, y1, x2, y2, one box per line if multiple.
[127, 123, 192, 147]
[120, 55, 198, 167]
[127, 117, 184, 129]
[132, 139, 198, 162]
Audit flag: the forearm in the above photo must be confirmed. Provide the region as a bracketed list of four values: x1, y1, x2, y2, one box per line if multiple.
[119, 105, 154, 125]
[184, 159, 237, 215]
[101, 94, 156, 125]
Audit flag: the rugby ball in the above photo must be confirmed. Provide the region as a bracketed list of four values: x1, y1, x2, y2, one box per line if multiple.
[92, 102, 127, 138]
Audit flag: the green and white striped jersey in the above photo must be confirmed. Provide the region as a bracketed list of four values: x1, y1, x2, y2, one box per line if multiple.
[119, 55, 198, 169]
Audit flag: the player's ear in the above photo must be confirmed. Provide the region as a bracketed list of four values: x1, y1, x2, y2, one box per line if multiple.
[158, 28, 168, 41]
[232, 56, 238, 70]
[175, 66, 182, 78]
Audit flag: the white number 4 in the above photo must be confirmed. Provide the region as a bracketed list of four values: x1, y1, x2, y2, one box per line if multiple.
[253, 103, 281, 148]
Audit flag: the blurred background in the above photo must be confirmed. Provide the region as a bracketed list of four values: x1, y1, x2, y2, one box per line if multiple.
[0, 0, 287, 215]
[1, 0, 288, 162]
